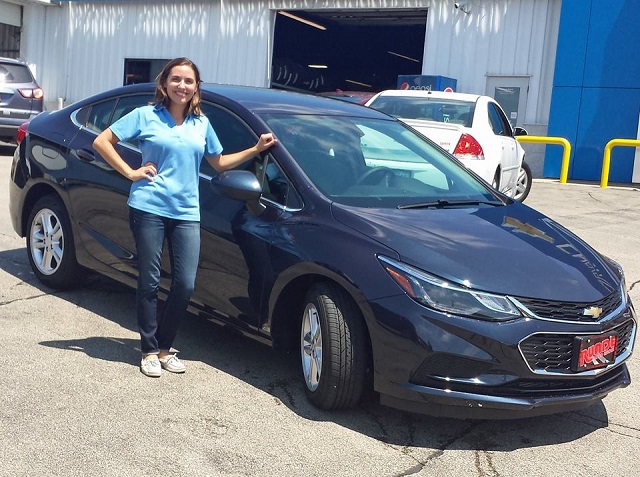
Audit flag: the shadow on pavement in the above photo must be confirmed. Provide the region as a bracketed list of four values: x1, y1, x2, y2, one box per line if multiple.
[0, 247, 609, 451]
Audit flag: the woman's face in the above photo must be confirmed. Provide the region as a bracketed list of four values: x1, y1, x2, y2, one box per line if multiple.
[164, 64, 197, 108]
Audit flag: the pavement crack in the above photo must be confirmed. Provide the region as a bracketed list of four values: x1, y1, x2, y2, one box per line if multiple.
[265, 378, 297, 408]
[628, 279, 639, 293]
[474, 449, 500, 477]
[389, 420, 485, 477]
[0, 291, 51, 306]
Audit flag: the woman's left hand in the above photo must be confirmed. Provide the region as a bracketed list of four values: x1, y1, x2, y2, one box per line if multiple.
[256, 133, 277, 152]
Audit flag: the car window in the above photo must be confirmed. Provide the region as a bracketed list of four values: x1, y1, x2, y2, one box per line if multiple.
[75, 94, 154, 147]
[254, 156, 302, 209]
[487, 102, 513, 137]
[0, 63, 34, 83]
[200, 103, 259, 177]
[368, 97, 474, 126]
[112, 94, 154, 123]
[81, 99, 117, 133]
[262, 113, 495, 208]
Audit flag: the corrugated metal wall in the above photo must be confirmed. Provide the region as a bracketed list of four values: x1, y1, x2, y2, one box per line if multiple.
[18, 0, 559, 128]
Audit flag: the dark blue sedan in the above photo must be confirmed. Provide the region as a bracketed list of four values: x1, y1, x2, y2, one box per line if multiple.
[8, 83, 637, 418]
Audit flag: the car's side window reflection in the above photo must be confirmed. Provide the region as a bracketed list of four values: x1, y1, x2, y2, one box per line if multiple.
[255, 156, 300, 208]
[76, 94, 154, 148]
[201, 102, 258, 177]
[111, 95, 154, 124]
[82, 99, 116, 133]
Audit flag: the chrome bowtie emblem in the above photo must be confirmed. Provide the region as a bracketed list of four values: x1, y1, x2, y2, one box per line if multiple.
[583, 306, 603, 318]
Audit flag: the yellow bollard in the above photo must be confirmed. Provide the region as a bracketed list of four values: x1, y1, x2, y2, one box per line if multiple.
[601, 139, 640, 188]
[516, 136, 572, 184]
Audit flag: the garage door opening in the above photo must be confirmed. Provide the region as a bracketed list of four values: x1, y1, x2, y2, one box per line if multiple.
[272, 9, 427, 94]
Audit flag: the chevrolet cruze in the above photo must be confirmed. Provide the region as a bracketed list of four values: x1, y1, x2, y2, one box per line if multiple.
[9, 83, 636, 418]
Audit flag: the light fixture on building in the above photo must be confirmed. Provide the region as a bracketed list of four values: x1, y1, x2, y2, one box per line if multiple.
[387, 51, 420, 63]
[278, 11, 326, 31]
[345, 79, 372, 88]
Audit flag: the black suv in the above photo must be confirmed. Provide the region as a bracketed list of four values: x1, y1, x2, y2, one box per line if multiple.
[0, 57, 43, 143]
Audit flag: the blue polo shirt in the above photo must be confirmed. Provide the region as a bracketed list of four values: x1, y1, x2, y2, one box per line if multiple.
[109, 104, 223, 221]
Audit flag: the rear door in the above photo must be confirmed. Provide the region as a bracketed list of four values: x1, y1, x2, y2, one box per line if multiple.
[487, 100, 520, 193]
[65, 92, 154, 276]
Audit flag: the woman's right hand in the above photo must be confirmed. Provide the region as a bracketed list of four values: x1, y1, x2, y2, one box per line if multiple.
[130, 162, 157, 182]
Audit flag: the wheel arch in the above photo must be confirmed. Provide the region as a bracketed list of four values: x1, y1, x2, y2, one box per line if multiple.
[18, 182, 64, 237]
[268, 266, 374, 357]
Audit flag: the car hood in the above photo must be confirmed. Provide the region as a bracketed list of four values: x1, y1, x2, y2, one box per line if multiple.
[331, 202, 620, 302]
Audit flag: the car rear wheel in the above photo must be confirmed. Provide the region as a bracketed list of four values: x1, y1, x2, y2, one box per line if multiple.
[27, 195, 84, 289]
[300, 282, 368, 410]
[514, 161, 532, 202]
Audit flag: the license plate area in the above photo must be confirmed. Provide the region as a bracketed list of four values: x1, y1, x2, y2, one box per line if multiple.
[571, 333, 618, 371]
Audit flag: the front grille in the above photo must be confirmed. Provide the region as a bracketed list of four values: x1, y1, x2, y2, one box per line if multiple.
[515, 290, 622, 323]
[520, 319, 635, 373]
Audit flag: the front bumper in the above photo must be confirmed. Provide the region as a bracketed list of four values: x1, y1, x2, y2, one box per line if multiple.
[368, 294, 636, 419]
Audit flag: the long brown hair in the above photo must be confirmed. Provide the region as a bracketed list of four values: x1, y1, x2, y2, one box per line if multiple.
[154, 57, 202, 116]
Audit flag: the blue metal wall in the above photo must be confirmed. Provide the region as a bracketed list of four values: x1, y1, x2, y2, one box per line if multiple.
[545, 0, 640, 182]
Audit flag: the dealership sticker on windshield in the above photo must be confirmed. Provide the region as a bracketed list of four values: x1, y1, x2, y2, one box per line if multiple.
[571, 333, 618, 371]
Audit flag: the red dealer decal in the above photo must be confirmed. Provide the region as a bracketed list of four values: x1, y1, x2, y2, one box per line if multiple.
[573, 334, 618, 371]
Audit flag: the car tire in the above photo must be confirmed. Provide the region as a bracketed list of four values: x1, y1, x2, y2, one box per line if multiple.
[300, 282, 369, 410]
[514, 160, 532, 202]
[26, 195, 84, 290]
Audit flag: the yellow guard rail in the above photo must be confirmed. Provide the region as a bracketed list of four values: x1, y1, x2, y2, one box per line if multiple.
[601, 139, 640, 188]
[516, 136, 572, 184]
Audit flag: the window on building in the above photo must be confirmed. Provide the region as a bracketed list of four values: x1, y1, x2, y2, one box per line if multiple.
[0, 23, 21, 58]
[123, 59, 170, 85]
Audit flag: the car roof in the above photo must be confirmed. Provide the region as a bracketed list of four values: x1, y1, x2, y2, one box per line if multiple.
[0, 56, 29, 65]
[83, 82, 389, 119]
[372, 89, 483, 102]
[201, 83, 385, 117]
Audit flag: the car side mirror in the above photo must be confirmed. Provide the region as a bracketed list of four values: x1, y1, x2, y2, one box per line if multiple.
[514, 127, 528, 136]
[210, 170, 266, 216]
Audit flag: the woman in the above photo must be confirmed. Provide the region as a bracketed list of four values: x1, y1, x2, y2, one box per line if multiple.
[93, 57, 276, 377]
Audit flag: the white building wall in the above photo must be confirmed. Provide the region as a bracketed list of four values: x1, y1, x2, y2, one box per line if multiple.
[17, 0, 559, 129]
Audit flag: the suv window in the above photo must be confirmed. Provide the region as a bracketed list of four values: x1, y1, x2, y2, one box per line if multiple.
[0, 63, 34, 83]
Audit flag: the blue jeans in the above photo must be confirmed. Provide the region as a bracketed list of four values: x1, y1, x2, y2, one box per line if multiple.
[129, 208, 200, 355]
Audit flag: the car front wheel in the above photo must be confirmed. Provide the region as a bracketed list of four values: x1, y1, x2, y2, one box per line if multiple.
[27, 195, 84, 289]
[514, 161, 532, 202]
[300, 282, 368, 410]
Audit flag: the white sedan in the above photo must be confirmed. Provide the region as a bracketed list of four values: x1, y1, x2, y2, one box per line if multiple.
[365, 90, 531, 201]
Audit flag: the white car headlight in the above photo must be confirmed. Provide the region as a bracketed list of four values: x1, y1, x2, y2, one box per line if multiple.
[379, 255, 521, 321]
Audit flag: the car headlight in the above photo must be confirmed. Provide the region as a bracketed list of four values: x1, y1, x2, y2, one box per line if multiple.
[378, 255, 521, 321]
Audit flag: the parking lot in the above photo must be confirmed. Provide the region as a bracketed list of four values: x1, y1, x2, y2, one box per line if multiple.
[1, 143, 638, 477]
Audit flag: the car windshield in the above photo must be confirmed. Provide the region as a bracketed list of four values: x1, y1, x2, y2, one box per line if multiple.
[261, 113, 499, 208]
[368, 97, 475, 127]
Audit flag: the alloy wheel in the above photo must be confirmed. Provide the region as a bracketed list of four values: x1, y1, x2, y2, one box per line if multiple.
[301, 303, 323, 392]
[30, 208, 64, 276]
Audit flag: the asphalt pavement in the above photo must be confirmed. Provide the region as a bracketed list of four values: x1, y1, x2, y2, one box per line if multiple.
[0, 144, 638, 477]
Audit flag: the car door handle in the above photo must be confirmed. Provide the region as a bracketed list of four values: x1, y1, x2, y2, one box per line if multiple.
[77, 149, 95, 162]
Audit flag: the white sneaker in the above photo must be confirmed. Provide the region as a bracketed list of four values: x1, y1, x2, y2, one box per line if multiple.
[158, 354, 186, 373]
[140, 356, 161, 377]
